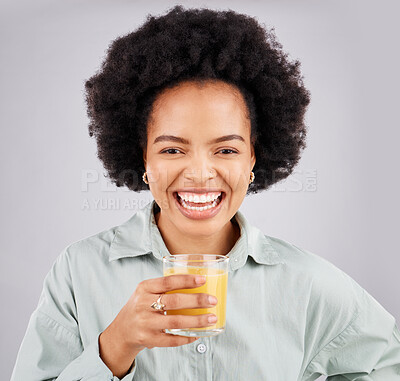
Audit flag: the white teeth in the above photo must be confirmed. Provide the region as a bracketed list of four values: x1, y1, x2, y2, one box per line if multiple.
[177, 192, 221, 203]
[180, 199, 219, 211]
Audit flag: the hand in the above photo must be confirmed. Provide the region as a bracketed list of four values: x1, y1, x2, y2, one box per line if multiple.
[99, 274, 218, 377]
[118, 274, 218, 350]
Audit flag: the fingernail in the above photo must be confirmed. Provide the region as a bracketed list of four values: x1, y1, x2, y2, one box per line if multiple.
[195, 276, 206, 284]
[208, 295, 217, 304]
[208, 315, 217, 323]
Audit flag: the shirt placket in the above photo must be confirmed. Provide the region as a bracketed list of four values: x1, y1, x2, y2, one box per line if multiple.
[194, 336, 212, 380]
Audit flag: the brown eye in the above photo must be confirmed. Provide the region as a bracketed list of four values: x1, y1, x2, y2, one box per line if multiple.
[217, 149, 238, 154]
[161, 148, 183, 154]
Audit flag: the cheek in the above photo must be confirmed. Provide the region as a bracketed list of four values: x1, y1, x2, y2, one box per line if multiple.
[220, 162, 251, 193]
[147, 161, 180, 190]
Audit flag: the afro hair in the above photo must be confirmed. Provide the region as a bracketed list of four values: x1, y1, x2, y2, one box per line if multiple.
[84, 5, 311, 194]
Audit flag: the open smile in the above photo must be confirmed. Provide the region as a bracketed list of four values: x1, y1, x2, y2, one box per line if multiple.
[173, 191, 225, 220]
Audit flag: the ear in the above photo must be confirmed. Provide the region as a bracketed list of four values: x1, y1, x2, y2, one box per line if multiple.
[142, 149, 147, 168]
[250, 144, 256, 171]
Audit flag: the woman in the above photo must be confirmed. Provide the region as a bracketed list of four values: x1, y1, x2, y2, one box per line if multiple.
[12, 5, 400, 381]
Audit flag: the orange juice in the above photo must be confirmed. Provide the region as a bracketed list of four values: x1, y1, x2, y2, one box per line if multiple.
[163, 267, 228, 331]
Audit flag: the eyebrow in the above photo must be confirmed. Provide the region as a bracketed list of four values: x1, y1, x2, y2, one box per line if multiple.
[153, 134, 245, 145]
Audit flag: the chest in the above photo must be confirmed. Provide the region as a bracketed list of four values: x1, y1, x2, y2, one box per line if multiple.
[75, 257, 311, 380]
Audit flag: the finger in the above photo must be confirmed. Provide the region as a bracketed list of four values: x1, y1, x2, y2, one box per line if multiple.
[153, 313, 218, 330]
[141, 274, 206, 294]
[160, 292, 218, 310]
[150, 334, 199, 348]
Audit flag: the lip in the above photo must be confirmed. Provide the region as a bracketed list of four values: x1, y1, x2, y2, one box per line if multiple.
[173, 191, 225, 220]
[174, 188, 225, 194]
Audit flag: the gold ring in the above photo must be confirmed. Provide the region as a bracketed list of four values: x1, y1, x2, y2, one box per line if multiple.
[150, 294, 166, 311]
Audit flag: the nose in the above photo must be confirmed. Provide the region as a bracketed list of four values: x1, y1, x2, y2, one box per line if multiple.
[183, 161, 216, 183]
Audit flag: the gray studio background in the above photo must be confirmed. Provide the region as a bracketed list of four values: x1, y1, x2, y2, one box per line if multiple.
[1, 0, 399, 379]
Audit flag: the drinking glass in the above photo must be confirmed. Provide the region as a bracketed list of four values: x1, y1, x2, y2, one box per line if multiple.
[162, 254, 229, 337]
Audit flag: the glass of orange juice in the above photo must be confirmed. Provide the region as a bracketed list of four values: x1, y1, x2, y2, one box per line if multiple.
[162, 254, 229, 337]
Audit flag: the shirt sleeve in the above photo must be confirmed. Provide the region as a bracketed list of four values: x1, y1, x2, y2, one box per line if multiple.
[10, 247, 137, 381]
[303, 288, 400, 380]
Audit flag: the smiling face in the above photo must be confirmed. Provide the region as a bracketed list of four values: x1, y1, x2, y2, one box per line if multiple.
[143, 79, 256, 239]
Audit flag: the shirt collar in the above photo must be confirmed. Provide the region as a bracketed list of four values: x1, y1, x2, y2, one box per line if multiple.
[108, 200, 285, 271]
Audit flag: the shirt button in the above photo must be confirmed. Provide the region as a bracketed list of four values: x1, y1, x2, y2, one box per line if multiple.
[196, 343, 207, 353]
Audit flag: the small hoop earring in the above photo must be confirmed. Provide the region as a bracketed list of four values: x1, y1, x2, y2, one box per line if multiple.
[249, 171, 255, 184]
[142, 171, 149, 184]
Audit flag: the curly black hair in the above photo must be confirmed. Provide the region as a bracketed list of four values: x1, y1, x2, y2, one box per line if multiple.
[84, 5, 311, 194]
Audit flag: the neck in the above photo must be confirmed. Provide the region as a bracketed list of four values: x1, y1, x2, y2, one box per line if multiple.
[154, 208, 241, 256]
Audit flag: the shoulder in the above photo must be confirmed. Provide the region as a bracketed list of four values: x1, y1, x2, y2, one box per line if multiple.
[266, 234, 364, 325]
[48, 202, 154, 278]
[274, 234, 364, 300]
[261, 233, 398, 360]
[264, 235, 381, 362]
[44, 223, 118, 279]
[38, 225, 120, 302]
[267, 234, 363, 298]
[63, 225, 118, 263]
[37, 224, 119, 308]
[267, 234, 350, 279]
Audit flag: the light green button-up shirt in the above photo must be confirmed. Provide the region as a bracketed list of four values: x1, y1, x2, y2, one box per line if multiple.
[11, 200, 400, 380]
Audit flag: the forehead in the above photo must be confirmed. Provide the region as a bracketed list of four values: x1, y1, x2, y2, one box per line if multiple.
[147, 80, 250, 136]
